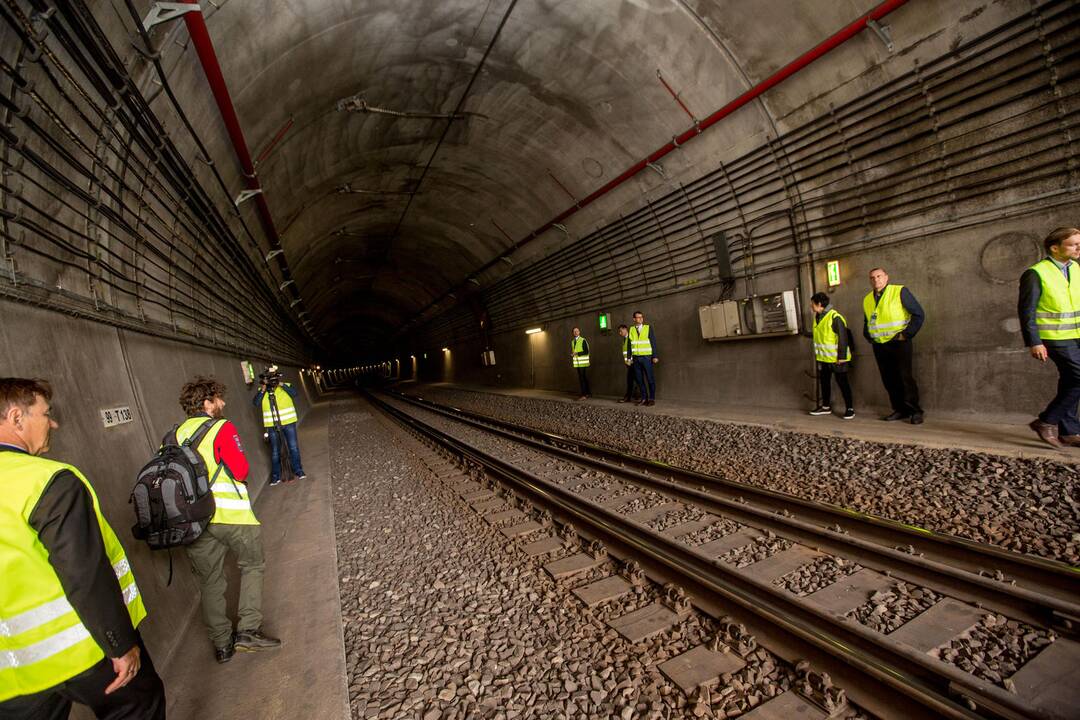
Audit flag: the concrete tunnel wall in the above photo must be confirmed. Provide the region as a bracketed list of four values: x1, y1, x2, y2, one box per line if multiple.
[408, 205, 1062, 423]
[0, 298, 316, 671]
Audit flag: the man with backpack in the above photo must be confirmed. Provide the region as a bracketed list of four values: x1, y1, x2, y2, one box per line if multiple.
[252, 366, 306, 486]
[176, 376, 280, 663]
[0, 378, 166, 719]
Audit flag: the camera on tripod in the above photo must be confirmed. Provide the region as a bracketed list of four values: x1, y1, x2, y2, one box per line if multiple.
[259, 365, 283, 389]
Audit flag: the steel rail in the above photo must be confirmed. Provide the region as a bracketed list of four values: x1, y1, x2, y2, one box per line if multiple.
[368, 391, 1058, 720]
[390, 391, 1080, 633]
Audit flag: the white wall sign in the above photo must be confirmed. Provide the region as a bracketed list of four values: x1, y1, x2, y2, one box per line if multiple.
[100, 406, 134, 428]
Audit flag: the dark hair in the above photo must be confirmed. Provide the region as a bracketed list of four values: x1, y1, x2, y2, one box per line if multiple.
[0, 378, 52, 417]
[869, 267, 886, 275]
[617, 324, 628, 330]
[572, 326, 580, 332]
[810, 292, 830, 306]
[179, 376, 226, 417]
[1045, 227, 1080, 252]
[632, 310, 643, 317]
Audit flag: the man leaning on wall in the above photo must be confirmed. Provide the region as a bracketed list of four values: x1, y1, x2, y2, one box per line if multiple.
[0, 378, 166, 720]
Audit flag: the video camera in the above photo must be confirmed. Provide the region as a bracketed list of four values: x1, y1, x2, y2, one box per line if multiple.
[259, 364, 283, 389]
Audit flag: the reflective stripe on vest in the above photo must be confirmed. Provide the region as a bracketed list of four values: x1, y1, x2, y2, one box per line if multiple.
[1031, 258, 1080, 341]
[175, 417, 259, 526]
[261, 385, 297, 427]
[862, 285, 910, 343]
[571, 337, 590, 367]
[0, 454, 146, 701]
[812, 308, 851, 363]
[629, 325, 653, 356]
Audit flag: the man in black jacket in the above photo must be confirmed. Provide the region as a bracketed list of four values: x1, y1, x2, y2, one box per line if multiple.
[0, 378, 166, 720]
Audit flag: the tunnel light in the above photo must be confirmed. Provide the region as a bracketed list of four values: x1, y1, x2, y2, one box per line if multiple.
[525, 326, 543, 335]
[442, 347, 450, 352]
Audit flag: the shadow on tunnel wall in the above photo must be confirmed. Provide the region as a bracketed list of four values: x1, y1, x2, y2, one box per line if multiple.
[0, 297, 316, 677]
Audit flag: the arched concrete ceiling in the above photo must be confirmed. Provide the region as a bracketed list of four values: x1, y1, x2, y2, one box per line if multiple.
[183, 0, 909, 357]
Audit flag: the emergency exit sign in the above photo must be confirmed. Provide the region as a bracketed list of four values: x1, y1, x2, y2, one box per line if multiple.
[827, 260, 841, 287]
[598, 312, 611, 330]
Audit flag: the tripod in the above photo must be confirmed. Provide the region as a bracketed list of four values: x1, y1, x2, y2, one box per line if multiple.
[266, 385, 296, 483]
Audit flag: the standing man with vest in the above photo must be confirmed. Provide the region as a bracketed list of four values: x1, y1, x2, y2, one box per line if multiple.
[616, 324, 640, 404]
[628, 311, 659, 406]
[252, 365, 306, 486]
[571, 327, 591, 400]
[0, 378, 165, 719]
[808, 293, 855, 419]
[179, 376, 280, 663]
[863, 267, 926, 424]
[1019, 227, 1080, 449]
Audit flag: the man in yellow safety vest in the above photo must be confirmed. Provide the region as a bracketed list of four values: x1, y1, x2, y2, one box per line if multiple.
[179, 376, 281, 663]
[571, 327, 591, 400]
[0, 378, 165, 719]
[252, 365, 306, 486]
[627, 311, 659, 406]
[1019, 227, 1080, 449]
[863, 267, 926, 424]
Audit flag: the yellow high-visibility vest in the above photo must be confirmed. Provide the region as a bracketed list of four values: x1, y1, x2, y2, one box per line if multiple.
[813, 308, 851, 363]
[863, 285, 910, 343]
[175, 417, 258, 526]
[571, 337, 590, 367]
[261, 385, 297, 428]
[0, 453, 146, 702]
[1030, 258, 1080, 341]
[629, 325, 653, 356]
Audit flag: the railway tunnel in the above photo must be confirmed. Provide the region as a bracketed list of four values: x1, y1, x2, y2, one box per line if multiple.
[0, 0, 1078, 718]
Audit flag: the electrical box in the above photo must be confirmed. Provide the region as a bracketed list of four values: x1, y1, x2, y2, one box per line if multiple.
[700, 290, 799, 341]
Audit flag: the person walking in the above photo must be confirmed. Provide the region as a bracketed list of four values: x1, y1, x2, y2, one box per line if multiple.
[0, 378, 166, 720]
[863, 267, 925, 424]
[570, 327, 591, 400]
[178, 376, 281, 663]
[616, 324, 639, 403]
[807, 292, 855, 419]
[628, 311, 659, 406]
[1019, 227, 1080, 449]
[252, 366, 306, 485]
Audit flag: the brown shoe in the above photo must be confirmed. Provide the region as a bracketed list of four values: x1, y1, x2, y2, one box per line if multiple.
[1029, 419, 1064, 448]
[1060, 434, 1080, 447]
[617, 397, 630, 403]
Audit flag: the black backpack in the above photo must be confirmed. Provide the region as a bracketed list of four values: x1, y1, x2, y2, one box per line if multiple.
[131, 419, 222, 551]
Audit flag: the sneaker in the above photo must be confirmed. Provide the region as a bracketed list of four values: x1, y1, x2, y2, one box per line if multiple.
[215, 643, 235, 664]
[808, 406, 831, 416]
[234, 629, 282, 652]
[296, 474, 307, 481]
[842, 408, 855, 420]
[268, 479, 282, 487]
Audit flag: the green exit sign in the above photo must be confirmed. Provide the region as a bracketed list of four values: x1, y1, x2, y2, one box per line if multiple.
[827, 260, 841, 287]
[598, 312, 611, 330]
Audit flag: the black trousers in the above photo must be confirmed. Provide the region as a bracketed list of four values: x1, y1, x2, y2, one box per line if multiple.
[871, 338, 921, 414]
[0, 636, 166, 720]
[624, 364, 638, 399]
[818, 362, 853, 410]
[576, 367, 591, 396]
[1041, 342, 1080, 436]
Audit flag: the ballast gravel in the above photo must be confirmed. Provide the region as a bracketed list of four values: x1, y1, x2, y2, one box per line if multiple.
[719, 534, 792, 569]
[412, 388, 1080, 564]
[848, 582, 942, 635]
[332, 400, 799, 719]
[932, 614, 1055, 688]
[775, 556, 863, 597]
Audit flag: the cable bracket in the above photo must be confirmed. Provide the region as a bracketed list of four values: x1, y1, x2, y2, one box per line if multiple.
[264, 248, 284, 262]
[866, 19, 894, 53]
[234, 188, 262, 207]
[143, 3, 201, 31]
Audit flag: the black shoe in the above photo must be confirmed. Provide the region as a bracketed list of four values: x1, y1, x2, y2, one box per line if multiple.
[234, 629, 282, 652]
[843, 408, 855, 420]
[809, 406, 831, 416]
[617, 397, 630, 403]
[645, 399, 655, 406]
[215, 643, 235, 664]
[268, 479, 282, 487]
[909, 413, 924, 425]
[882, 411, 909, 421]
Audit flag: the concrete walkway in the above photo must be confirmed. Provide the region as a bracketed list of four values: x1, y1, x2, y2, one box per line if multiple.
[163, 399, 350, 720]
[413, 382, 1077, 464]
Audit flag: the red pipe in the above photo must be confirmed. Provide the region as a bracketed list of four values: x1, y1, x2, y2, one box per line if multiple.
[180, 2, 289, 269]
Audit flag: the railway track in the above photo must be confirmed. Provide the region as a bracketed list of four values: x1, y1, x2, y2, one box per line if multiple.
[369, 389, 1080, 720]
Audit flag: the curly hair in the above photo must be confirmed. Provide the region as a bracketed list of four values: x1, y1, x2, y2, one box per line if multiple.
[179, 376, 226, 417]
[0, 378, 52, 417]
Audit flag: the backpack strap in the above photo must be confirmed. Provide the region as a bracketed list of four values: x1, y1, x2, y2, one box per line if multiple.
[160, 423, 181, 449]
[183, 418, 220, 448]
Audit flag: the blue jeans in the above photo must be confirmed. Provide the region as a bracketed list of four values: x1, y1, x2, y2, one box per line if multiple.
[1041, 343, 1080, 436]
[268, 422, 305, 481]
[632, 356, 656, 400]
